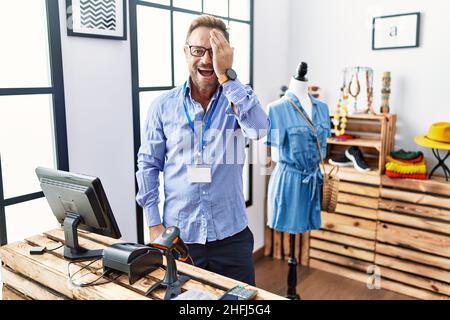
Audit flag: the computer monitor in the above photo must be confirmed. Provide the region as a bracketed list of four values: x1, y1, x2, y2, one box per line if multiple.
[35, 167, 121, 261]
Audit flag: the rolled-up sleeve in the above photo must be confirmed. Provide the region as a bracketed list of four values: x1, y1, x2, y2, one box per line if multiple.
[136, 98, 166, 227]
[223, 79, 269, 140]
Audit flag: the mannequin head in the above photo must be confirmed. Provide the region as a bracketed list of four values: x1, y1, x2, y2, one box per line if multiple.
[294, 62, 308, 82]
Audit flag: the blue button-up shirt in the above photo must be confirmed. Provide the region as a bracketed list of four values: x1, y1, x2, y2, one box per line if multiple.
[136, 79, 269, 244]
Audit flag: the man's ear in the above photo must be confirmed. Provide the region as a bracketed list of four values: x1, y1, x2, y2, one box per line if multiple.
[184, 46, 189, 61]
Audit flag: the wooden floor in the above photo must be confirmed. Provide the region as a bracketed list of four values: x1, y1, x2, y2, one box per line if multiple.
[255, 257, 414, 300]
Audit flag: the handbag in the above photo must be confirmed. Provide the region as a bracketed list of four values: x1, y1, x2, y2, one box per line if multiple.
[285, 98, 339, 213]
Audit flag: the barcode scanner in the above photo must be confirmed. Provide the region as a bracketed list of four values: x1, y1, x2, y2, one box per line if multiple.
[151, 226, 189, 262]
[145, 226, 190, 300]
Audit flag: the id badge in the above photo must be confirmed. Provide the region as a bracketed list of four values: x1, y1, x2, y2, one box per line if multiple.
[187, 165, 212, 183]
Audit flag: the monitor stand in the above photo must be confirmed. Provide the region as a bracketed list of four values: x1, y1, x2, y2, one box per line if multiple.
[63, 212, 103, 261]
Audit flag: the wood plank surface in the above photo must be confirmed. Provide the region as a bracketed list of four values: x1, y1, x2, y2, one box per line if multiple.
[321, 213, 376, 240]
[0, 241, 147, 300]
[375, 254, 450, 284]
[309, 249, 372, 272]
[380, 188, 450, 209]
[2, 285, 29, 300]
[310, 239, 374, 262]
[335, 203, 378, 220]
[309, 258, 369, 284]
[377, 222, 450, 258]
[378, 210, 450, 235]
[338, 193, 379, 209]
[283, 232, 290, 260]
[310, 229, 375, 251]
[264, 226, 273, 256]
[376, 243, 450, 270]
[338, 182, 380, 198]
[382, 176, 450, 198]
[43, 229, 285, 300]
[378, 266, 450, 296]
[380, 277, 448, 300]
[2, 266, 66, 300]
[300, 232, 310, 267]
[310, 258, 448, 300]
[323, 164, 381, 185]
[273, 231, 282, 260]
[379, 199, 450, 223]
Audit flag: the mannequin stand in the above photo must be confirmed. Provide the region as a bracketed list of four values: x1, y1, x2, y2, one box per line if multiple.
[429, 149, 450, 181]
[286, 234, 301, 300]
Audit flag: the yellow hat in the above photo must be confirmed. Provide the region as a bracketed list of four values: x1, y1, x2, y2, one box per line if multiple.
[415, 122, 450, 150]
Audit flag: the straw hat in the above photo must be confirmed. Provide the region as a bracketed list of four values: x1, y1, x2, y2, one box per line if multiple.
[415, 122, 450, 150]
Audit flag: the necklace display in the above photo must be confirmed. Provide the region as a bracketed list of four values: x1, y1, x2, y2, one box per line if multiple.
[348, 72, 361, 114]
[333, 84, 349, 137]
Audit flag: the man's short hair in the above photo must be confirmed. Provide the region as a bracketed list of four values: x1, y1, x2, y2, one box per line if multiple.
[185, 15, 230, 43]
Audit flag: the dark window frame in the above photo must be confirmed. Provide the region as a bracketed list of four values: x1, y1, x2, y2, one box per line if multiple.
[0, 0, 69, 246]
[129, 0, 254, 244]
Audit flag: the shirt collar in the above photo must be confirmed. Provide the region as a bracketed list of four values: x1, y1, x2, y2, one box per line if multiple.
[184, 78, 222, 103]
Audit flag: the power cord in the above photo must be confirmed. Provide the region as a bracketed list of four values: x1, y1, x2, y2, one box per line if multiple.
[67, 257, 121, 288]
[29, 243, 64, 255]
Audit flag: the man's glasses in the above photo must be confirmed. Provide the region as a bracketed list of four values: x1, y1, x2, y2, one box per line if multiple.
[185, 45, 213, 57]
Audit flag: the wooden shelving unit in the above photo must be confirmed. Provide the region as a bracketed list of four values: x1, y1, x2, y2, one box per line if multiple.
[326, 113, 397, 176]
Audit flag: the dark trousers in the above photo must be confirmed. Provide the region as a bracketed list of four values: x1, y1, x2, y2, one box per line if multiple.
[186, 227, 256, 286]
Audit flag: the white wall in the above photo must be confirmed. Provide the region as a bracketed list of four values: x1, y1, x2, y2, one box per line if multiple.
[58, 0, 137, 242]
[252, 0, 291, 251]
[288, 0, 450, 172]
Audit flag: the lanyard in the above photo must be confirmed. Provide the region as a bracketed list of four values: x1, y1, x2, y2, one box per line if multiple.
[182, 81, 223, 149]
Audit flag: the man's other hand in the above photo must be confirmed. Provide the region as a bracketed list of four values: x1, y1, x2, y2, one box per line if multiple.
[148, 224, 165, 243]
[210, 29, 234, 78]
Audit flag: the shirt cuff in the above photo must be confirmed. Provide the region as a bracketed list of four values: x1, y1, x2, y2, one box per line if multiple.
[223, 79, 247, 103]
[223, 79, 252, 116]
[144, 205, 162, 227]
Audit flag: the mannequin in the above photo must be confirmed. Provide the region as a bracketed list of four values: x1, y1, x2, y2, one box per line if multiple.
[271, 62, 313, 163]
[288, 62, 313, 119]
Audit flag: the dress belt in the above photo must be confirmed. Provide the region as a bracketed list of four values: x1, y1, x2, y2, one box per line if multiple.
[278, 162, 323, 201]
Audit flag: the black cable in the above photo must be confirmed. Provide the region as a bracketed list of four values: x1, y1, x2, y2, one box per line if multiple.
[45, 243, 64, 252]
[67, 257, 120, 288]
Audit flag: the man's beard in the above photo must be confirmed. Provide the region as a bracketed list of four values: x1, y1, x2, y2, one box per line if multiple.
[190, 64, 218, 91]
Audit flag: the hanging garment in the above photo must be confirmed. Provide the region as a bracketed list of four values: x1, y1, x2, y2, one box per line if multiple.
[266, 91, 331, 234]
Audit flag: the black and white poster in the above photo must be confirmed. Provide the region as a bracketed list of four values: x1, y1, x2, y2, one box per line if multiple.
[66, 0, 127, 40]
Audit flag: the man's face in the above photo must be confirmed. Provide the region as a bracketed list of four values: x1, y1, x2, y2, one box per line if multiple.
[185, 26, 218, 91]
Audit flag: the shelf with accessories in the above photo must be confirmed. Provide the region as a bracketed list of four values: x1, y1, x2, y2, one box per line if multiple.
[326, 113, 397, 178]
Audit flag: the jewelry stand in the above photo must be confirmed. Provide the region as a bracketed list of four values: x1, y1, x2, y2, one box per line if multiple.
[429, 149, 450, 181]
[286, 234, 300, 300]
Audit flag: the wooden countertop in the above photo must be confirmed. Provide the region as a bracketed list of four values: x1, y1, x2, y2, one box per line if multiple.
[0, 228, 286, 300]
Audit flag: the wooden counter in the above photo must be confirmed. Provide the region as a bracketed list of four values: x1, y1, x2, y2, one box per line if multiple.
[0, 228, 286, 300]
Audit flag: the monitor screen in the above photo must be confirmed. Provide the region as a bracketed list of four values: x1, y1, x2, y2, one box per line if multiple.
[36, 167, 121, 260]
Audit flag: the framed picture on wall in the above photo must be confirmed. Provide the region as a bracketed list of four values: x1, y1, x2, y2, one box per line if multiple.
[372, 12, 420, 50]
[66, 0, 127, 40]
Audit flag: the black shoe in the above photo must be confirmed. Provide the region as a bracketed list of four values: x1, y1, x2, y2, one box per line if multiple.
[345, 147, 371, 172]
[328, 156, 353, 167]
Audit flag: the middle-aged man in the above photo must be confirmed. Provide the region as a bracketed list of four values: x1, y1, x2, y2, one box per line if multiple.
[136, 15, 269, 285]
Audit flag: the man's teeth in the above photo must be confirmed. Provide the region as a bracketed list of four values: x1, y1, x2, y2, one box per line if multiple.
[199, 69, 214, 76]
